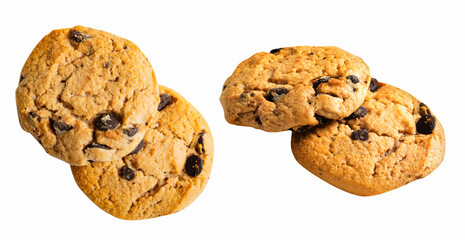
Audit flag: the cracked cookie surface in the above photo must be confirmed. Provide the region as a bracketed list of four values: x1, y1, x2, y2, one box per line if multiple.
[71, 86, 213, 220]
[291, 83, 445, 196]
[16, 26, 160, 166]
[220, 46, 371, 132]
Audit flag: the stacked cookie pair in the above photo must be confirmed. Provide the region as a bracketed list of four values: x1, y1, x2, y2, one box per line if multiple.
[16, 26, 213, 219]
[220, 46, 445, 196]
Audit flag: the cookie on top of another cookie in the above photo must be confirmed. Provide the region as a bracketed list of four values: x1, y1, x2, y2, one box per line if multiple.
[220, 46, 445, 196]
[16, 26, 214, 219]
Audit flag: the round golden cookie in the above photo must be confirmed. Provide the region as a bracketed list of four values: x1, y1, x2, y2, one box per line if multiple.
[16, 26, 160, 166]
[220, 46, 371, 132]
[71, 86, 213, 220]
[291, 82, 445, 196]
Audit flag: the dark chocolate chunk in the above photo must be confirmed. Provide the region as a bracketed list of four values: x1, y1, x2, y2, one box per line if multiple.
[19, 75, 25, 82]
[94, 113, 121, 131]
[346, 106, 368, 119]
[255, 116, 262, 125]
[313, 76, 330, 90]
[265, 88, 289, 102]
[346, 75, 359, 84]
[119, 166, 135, 181]
[315, 114, 329, 125]
[240, 90, 250, 99]
[419, 102, 432, 116]
[270, 48, 283, 54]
[88, 160, 94, 164]
[123, 127, 138, 137]
[291, 115, 329, 132]
[185, 155, 203, 177]
[129, 140, 145, 155]
[84, 142, 111, 150]
[195, 131, 206, 154]
[70, 30, 92, 42]
[351, 129, 369, 141]
[290, 125, 311, 133]
[369, 78, 380, 92]
[240, 91, 256, 98]
[104, 62, 110, 68]
[158, 94, 172, 111]
[416, 114, 436, 135]
[50, 119, 73, 134]
[29, 112, 41, 122]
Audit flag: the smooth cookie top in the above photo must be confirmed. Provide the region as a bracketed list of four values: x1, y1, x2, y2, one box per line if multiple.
[291, 82, 445, 196]
[16, 26, 160, 166]
[220, 46, 371, 132]
[71, 86, 213, 220]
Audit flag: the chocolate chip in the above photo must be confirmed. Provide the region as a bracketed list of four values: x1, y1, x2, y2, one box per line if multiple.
[50, 119, 73, 135]
[240, 90, 250, 99]
[84, 142, 111, 150]
[19, 75, 25, 82]
[94, 113, 121, 131]
[419, 103, 432, 117]
[270, 48, 282, 54]
[129, 140, 145, 155]
[123, 127, 138, 137]
[369, 78, 379, 92]
[185, 155, 203, 177]
[196, 131, 206, 154]
[255, 116, 262, 125]
[290, 125, 311, 133]
[29, 112, 41, 122]
[346, 75, 359, 84]
[265, 88, 289, 102]
[70, 30, 92, 42]
[315, 114, 329, 125]
[346, 106, 368, 119]
[119, 166, 135, 181]
[104, 62, 110, 68]
[241, 91, 256, 99]
[158, 94, 172, 111]
[351, 129, 369, 141]
[290, 115, 329, 133]
[313, 76, 330, 90]
[88, 160, 94, 164]
[416, 114, 436, 135]
[222, 85, 227, 91]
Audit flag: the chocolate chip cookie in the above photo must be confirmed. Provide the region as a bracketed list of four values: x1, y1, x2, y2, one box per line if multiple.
[220, 46, 371, 132]
[71, 86, 213, 220]
[291, 82, 445, 196]
[16, 26, 160, 166]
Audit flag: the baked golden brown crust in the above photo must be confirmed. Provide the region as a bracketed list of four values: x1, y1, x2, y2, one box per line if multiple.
[220, 46, 370, 132]
[16, 26, 160, 165]
[71, 86, 213, 220]
[291, 83, 445, 196]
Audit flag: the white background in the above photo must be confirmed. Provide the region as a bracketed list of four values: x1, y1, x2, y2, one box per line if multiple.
[1, 0, 464, 239]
